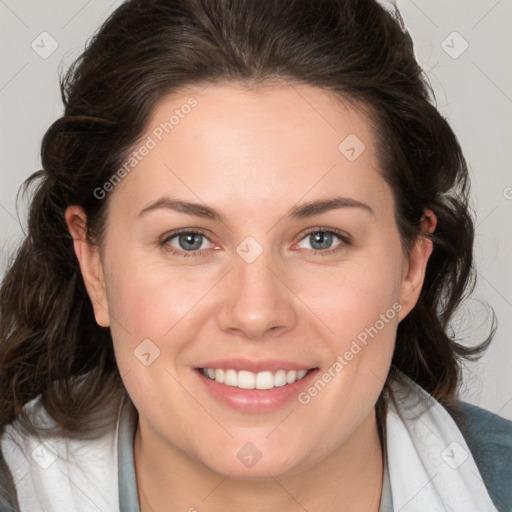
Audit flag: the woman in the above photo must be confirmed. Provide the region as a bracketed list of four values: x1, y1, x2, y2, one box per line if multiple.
[0, 0, 510, 511]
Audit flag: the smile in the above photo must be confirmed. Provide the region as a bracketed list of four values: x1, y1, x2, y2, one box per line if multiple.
[199, 368, 310, 390]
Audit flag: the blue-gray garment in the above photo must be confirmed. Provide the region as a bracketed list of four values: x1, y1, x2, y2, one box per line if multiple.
[1, 399, 511, 511]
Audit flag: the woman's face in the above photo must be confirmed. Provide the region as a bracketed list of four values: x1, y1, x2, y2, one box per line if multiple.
[68, 82, 431, 478]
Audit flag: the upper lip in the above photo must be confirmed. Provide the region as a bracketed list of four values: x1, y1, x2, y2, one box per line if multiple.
[196, 358, 316, 373]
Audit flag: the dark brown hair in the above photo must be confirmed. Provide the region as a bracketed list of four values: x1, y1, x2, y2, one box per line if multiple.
[0, 0, 493, 440]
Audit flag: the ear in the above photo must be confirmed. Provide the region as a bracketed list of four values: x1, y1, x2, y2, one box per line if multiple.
[397, 209, 437, 322]
[65, 205, 110, 327]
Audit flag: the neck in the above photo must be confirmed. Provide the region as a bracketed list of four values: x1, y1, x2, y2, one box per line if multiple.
[135, 410, 384, 512]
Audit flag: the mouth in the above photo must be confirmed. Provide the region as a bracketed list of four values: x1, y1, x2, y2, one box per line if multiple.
[194, 362, 319, 413]
[199, 367, 311, 390]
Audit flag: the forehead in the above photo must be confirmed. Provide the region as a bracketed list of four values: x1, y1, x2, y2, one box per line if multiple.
[145, 81, 376, 162]
[108, 82, 391, 220]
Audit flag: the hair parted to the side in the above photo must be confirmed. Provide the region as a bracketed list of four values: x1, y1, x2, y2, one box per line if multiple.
[0, 0, 493, 440]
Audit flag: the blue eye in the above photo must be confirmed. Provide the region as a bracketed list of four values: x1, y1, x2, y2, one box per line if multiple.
[300, 231, 337, 251]
[172, 232, 206, 251]
[295, 229, 348, 255]
[161, 229, 213, 257]
[160, 227, 350, 258]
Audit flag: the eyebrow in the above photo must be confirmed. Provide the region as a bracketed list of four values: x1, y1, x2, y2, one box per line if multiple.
[137, 195, 374, 221]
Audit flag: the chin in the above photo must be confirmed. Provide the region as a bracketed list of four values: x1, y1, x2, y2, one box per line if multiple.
[195, 444, 312, 480]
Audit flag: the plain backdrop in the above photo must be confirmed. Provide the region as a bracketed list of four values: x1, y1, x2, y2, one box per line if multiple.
[1, 0, 511, 419]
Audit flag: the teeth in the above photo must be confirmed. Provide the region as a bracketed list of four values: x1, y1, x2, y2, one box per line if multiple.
[237, 370, 255, 389]
[201, 367, 310, 389]
[255, 371, 273, 390]
[224, 369, 237, 387]
[286, 370, 297, 384]
[274, 369, 288, 387]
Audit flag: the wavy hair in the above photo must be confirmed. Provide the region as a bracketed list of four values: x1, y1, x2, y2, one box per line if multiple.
[0, 0, 493, 440]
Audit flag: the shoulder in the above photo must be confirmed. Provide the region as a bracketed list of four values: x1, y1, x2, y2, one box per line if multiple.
[450, 400, 512, 512]
[0, 395, 123, 512]
[0, 423, 23, 512]
[0, 442, 19, 511]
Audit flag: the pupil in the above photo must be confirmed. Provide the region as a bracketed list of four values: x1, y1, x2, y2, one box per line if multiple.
[179, 233, 202, 250]
[311, 232, 332, 250]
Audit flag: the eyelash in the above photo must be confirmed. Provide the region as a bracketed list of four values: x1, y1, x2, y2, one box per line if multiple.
[159, 227, 351, 258]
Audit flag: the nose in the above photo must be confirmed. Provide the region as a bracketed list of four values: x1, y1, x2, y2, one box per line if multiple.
[216, 250, 298, 341]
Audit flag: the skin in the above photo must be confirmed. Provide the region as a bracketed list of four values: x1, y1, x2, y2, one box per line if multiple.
[66, 82, 436, 512]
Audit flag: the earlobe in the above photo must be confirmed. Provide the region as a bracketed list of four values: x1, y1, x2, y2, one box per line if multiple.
[65, 206, 110, 327]
[397, 209, 437, 322]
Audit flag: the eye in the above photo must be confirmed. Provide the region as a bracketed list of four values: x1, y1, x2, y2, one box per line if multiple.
[295, 228, 349, 255]
[160, 229, 214, 257]
[160, 227, 350, 258]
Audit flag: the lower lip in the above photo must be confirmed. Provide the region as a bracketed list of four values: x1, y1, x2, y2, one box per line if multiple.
[195, 368, 319, 413]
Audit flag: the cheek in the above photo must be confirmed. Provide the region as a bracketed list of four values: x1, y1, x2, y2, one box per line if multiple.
[103, 259, 200, 412]
[298, 255, 404, 342]
[105, 255, 207, 338]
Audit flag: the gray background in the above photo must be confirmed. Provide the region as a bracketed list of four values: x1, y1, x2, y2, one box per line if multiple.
[1, 0, 511, 419]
